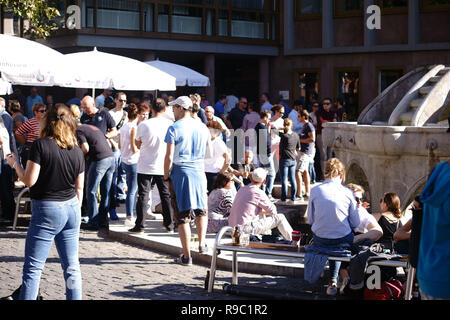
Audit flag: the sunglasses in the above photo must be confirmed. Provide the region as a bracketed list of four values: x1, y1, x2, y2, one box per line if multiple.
[119, 99, 127, 103]
[37, 109, 46, 113]
[355, 197, 361, 204]
[323, 102, 331, 105]
[240, 101, 247, 105]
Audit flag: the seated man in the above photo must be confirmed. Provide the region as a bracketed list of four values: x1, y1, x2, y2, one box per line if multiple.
[230, 149, 255, 186]
[227, 167, 293, 241]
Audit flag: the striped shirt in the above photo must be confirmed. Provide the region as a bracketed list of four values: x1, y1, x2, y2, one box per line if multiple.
[16, 118, 41, 143]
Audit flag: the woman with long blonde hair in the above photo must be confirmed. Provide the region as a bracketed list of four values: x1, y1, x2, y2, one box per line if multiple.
[6, 103, 85, 300]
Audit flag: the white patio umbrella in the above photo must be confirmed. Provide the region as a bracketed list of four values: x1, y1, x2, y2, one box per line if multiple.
[57, 48, 176, 93]
[0, 78, 12, 95]
[145, 59, 210, 87]
[0, 34, 64, 86]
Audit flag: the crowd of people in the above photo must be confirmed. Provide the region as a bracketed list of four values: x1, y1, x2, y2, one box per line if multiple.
[0, 86, 448, 301]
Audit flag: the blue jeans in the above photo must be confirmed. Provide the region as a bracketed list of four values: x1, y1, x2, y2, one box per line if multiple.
[20, 197, 82, 300]
[264, 156, 276, 197]
[279, 159, 297, 201]
[86, 156, 115, 227]
[110, 149, 126, 212]
[309, 162, 316, 184]
[122, 163, 138, 218]
[206, 172, 219, 193]
[313, 233, 354, 283]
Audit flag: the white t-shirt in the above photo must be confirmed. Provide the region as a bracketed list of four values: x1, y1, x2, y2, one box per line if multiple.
[162, 106, 175, 122]
[119, 121, 139, 165]
[136, 117, 173, 175]
[204, 137, 228, 173]
[354, 207, 378, 234]
[109, 108, 128, 143]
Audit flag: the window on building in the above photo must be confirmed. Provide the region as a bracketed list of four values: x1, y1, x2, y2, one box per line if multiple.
[336, 70, 360, 121]
[231, 0, 265, 10]
[172, 6, 202, 35]
[143, 3, 154, 32]
[295, 0, 322, 19]
[206, 9, 216, 36]
[421, 0, 450, 12]
[79, 0, 278, 42]
[335, 0, 364, 17]
[85, 0, 94, 28]
[231, 11, 265, 39]
[296, 71, 320, 111]
[378, 69, 404, 95]
[158, 4, 169, 33]
[96, 0, 140, 31]
[377, 0, 408, 13]
[218, 10, 228, 36]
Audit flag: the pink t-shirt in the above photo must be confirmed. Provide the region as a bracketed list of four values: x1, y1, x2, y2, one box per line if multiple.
[228, 184, 277, 227]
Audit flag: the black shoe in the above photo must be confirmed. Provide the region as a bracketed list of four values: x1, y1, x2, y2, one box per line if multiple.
[128, 226, 143, 234]
[174, 254, 192, 266]
[80, 223, 99, 231]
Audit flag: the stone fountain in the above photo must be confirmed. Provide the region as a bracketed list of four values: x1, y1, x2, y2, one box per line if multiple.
[322, 64, 450, 213]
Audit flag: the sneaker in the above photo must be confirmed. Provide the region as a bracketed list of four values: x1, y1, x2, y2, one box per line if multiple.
[128, 226, 144, 234]
[303, 195, 310, 200]
[146, 213, 157, 220]
[174, 254, 192, 266]
[268, 196, 278, 203]
[124, 218, 135, 227]
[165, 226, 174, 234]
[109, 210, 119, 221]
[198, 244, 209, 254]
[326, 283, 338, 296]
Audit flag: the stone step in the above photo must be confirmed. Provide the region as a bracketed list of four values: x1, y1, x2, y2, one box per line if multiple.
[409, 98, 423, 109]
[428, 76, 441, 83]
[399, 110, 416, 124]
[419, 86, 433, 96]
[438, 67, 450, 75]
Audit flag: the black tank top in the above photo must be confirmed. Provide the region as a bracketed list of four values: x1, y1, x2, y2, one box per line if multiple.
[377, 215, 400, 251]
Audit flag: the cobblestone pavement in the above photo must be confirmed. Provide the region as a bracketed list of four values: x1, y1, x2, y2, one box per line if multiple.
[0, 226, 313, 300]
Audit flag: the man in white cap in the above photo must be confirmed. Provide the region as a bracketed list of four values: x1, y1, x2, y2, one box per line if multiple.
[164, 96, 212, 266]
[228, 167, 293, 241]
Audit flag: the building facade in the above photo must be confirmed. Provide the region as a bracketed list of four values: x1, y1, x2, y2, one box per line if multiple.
[1, 0, 449, 116]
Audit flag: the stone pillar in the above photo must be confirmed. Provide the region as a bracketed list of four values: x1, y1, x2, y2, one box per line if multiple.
[259, 57, 270, 98]
[322, 0, 334, 49]
[204, 53, 215, 105]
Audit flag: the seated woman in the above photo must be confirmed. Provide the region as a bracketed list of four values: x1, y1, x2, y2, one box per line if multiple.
[207, 172, 236, 233]
[373, 192, 404, 253]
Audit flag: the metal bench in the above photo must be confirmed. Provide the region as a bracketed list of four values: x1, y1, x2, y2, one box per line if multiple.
[12, 187, 30, 231]
[207, 226, 416, 300]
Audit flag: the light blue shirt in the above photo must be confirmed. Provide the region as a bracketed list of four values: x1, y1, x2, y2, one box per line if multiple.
[288, 109, 303, 135]
[307, 178, 360, 239]
[26, 95, 43, 119]
[164, 117, 210, 165]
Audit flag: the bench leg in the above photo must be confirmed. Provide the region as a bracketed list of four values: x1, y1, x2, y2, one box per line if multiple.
[208, 249, 218, 293]
[404, 266, 416, 300]
[232, 251, 238, 285]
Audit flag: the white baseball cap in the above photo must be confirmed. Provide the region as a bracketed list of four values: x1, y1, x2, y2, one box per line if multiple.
[168, 96, 193, 110]
[251, 167, 268, 183]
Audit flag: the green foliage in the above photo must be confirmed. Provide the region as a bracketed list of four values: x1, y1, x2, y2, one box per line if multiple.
[0, 0, 61, 39]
